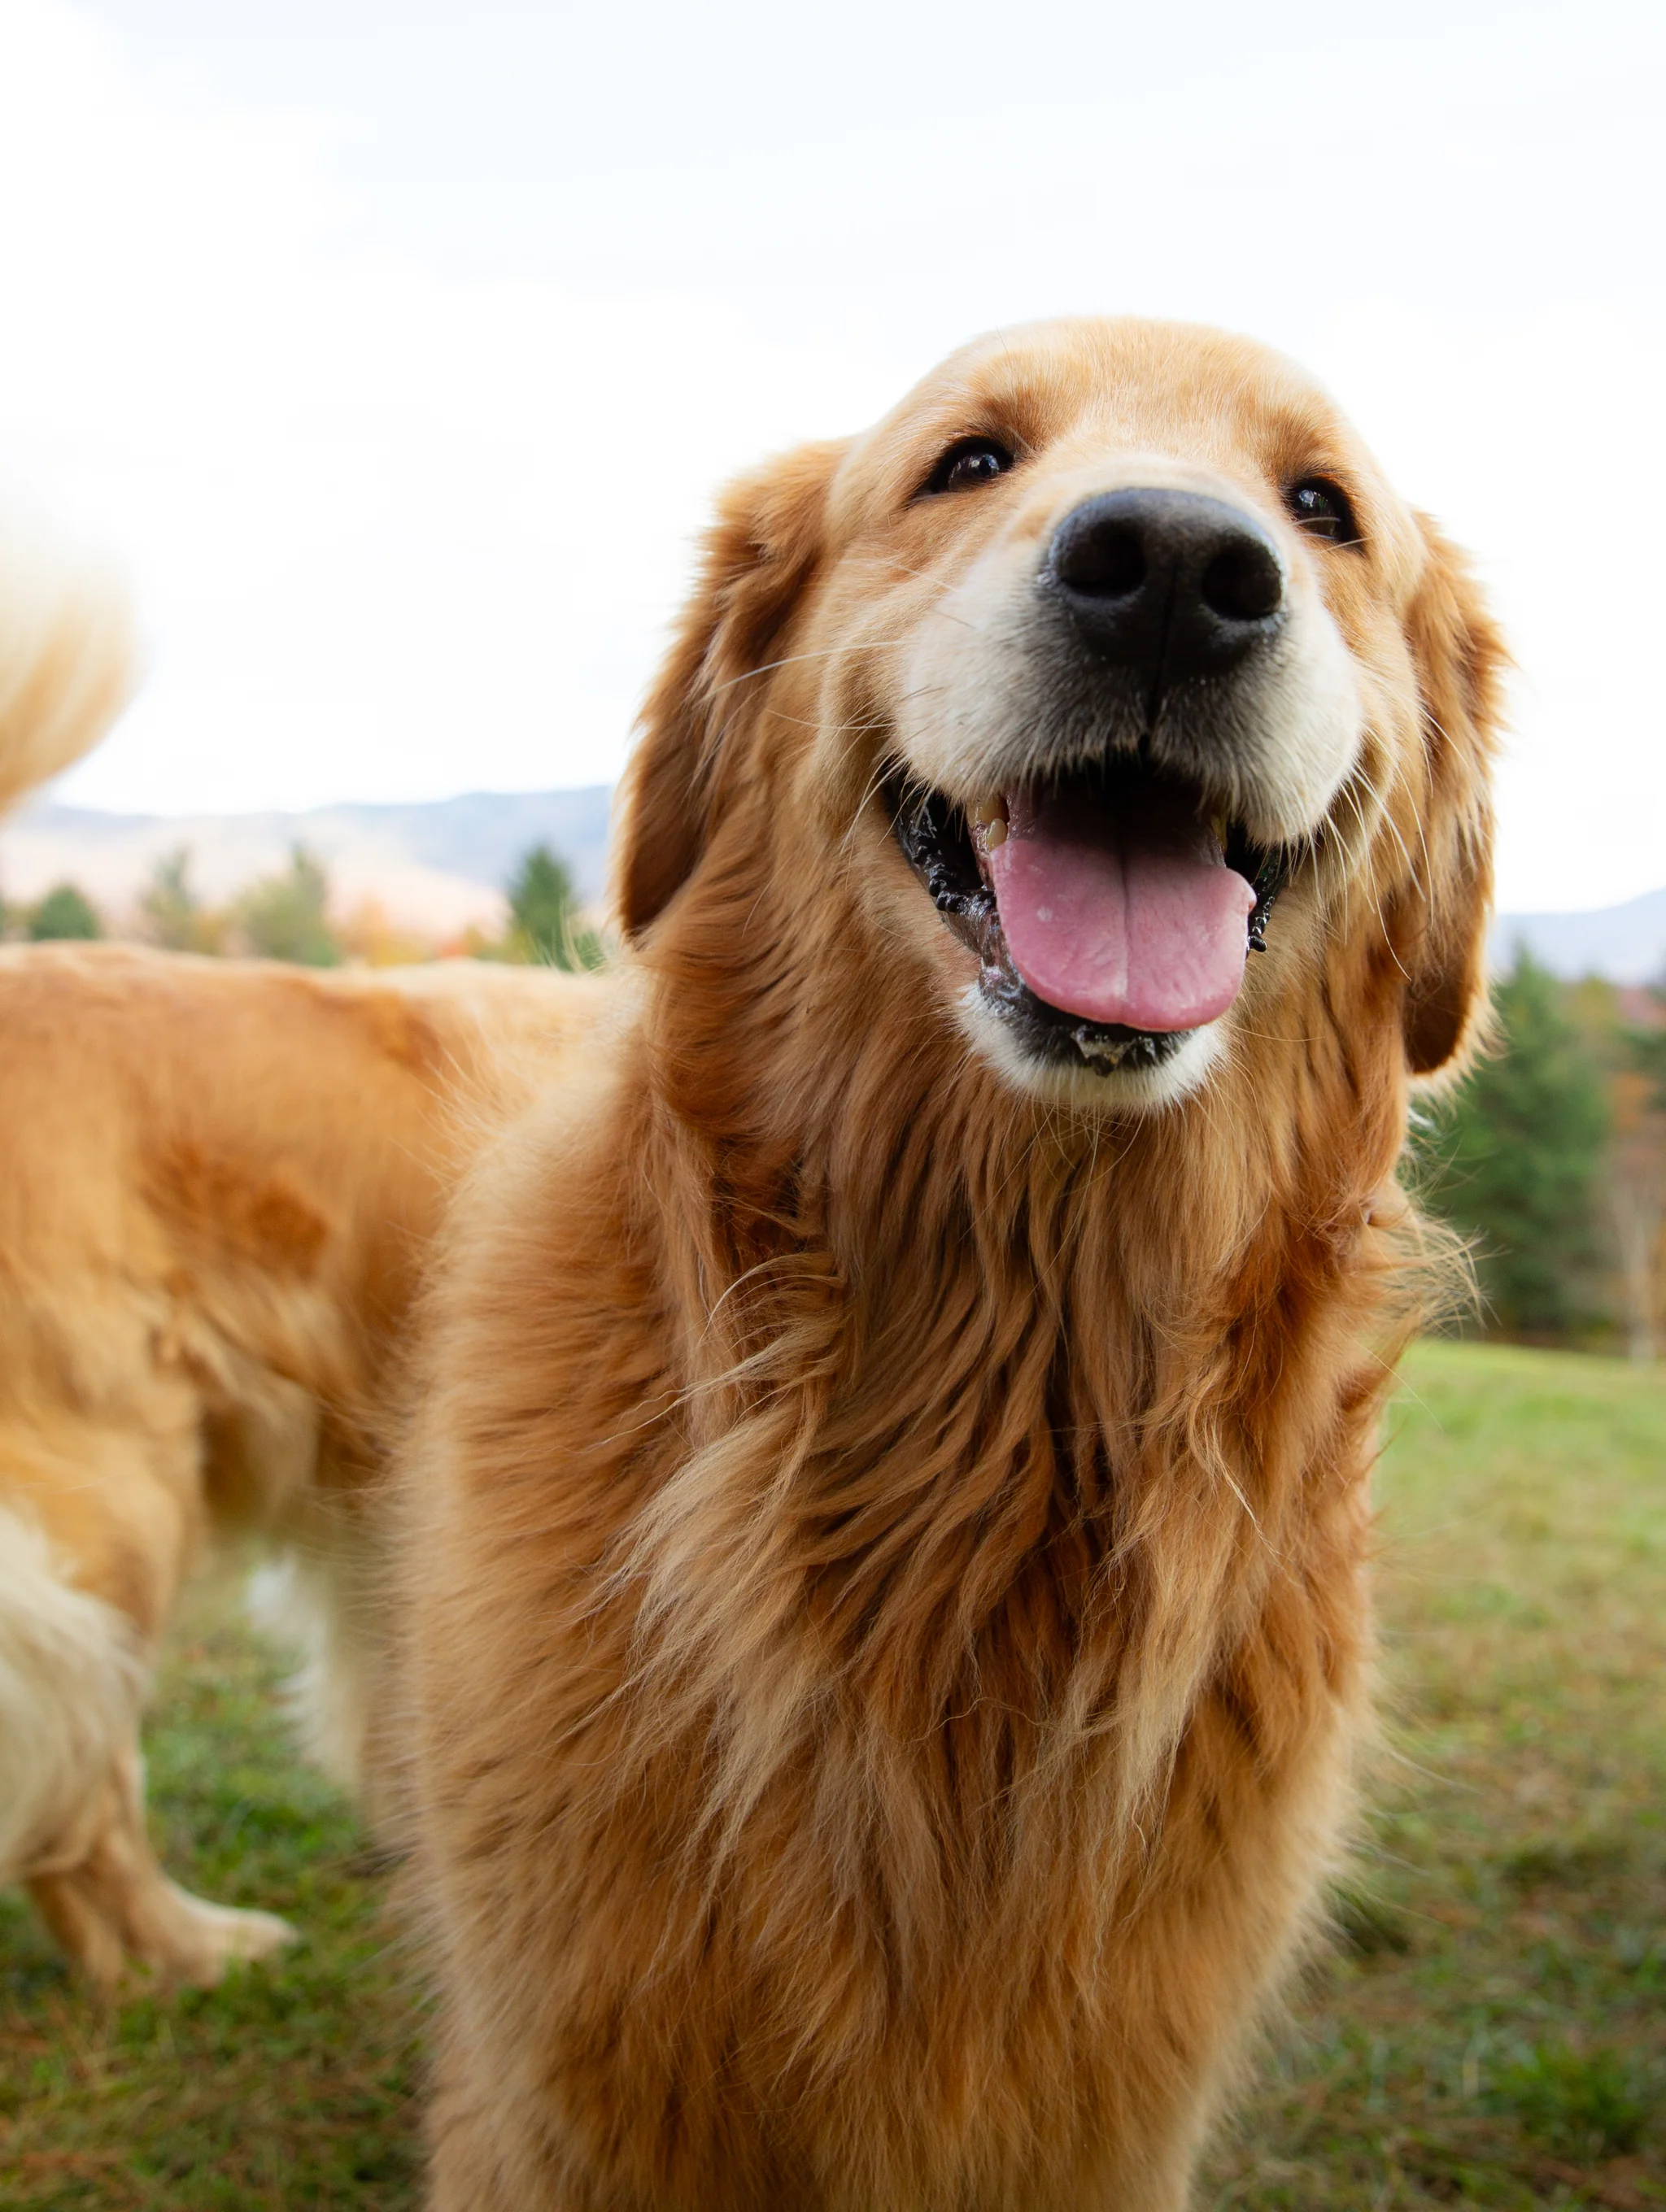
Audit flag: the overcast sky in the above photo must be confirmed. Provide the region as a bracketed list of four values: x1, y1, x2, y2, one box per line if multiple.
[0, 0, 1660, 909]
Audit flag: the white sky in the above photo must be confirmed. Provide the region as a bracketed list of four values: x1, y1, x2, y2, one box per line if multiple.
[0, 0, 1660, 910]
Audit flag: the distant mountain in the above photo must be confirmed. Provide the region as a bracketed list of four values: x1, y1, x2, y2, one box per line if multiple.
[0, 787, 614, 936]
[1490, 890, 1666, 986]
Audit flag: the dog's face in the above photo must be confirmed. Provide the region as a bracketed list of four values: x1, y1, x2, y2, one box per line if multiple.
[618, 320, 1501, 1117]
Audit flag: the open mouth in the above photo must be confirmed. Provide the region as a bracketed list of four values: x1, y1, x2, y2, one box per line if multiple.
[892, 760, 1289, 1074]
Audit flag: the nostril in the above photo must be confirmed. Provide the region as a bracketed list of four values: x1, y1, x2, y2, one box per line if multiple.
[1056, 523, 1145, 600]
[1199, 538, 1282, 622]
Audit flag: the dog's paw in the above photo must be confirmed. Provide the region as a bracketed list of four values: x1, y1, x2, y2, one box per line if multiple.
[153, 1886, 299, 1987]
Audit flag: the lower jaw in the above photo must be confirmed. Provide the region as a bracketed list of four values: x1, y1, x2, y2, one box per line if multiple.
[976, 969, 1191, 1073]
[962, 895, 1191, 1075]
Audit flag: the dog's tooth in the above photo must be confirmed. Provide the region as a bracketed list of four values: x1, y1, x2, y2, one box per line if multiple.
[1210, 811, 1228, 847]
[985, 817, 1008, 851]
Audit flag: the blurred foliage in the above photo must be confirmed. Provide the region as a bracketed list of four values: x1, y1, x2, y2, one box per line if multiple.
[1415, 951, 1611, 1340]
[493, 842, 604, 970]
[1628, 1010, 1666, 1117]
[334, 899, 442, 968]
[137, 847, 224, 954]
[27, 882, 102, 941]
[8, 835, 604, 973]
[232, 845, 342, 968]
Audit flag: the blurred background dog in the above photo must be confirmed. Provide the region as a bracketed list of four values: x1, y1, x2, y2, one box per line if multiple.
[0, 518, 604, 1985]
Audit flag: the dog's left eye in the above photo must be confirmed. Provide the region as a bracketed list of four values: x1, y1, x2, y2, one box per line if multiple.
[923, 438, 1015, 496]
[1286, 478, 1360, 546]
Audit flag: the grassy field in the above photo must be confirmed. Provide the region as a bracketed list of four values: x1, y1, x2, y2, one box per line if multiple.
[2, 1341, 1664, 2208]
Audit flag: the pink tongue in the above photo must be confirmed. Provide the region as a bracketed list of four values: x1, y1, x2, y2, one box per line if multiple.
[987, 786, 1256, 1031]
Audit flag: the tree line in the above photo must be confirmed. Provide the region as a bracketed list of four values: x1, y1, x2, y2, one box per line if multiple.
[0, 841, 601, 973]
[1414, 951, 1666, 1354]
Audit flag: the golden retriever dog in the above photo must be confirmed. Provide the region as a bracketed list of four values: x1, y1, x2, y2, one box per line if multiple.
[399, 317, 1501, 2210]
[0, 526, 606, 1988]
[0, 943, 602, 1989]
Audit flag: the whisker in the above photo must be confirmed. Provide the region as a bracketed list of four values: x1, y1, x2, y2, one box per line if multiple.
[705, 627, 956, 703]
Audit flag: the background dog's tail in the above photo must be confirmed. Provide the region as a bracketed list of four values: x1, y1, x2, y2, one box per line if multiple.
[0, 508, 136, 818]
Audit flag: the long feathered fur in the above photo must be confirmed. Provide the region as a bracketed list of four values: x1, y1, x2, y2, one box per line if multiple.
[399, 320, 1503, 2211]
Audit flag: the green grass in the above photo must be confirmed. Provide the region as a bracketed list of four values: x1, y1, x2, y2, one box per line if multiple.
[3, 1342, 1664, 2206]
[1205, 1342, 1666, 2209]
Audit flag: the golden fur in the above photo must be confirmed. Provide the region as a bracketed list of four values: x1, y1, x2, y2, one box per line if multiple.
[0, 523, 607, 1983]
[394, 316, 1503, 2210]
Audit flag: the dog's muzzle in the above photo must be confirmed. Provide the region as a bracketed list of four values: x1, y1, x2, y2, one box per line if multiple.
[890, 488, 1296, 1078]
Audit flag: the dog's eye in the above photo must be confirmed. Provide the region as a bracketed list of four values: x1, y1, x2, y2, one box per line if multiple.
[1286, 478, 1360, 546]
[923, 438, 1015, 496]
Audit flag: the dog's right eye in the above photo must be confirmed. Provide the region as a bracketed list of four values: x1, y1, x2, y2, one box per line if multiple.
[1286, 477, 1360, 546]
[922, 438, 1014, 496]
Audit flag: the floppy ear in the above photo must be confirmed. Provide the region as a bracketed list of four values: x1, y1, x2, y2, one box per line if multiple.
[1394, 516, 1508, 1078]
[611, 438, 848, 941]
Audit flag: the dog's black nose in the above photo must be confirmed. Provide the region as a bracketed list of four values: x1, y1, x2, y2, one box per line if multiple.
[1045, 489, 1285, 685]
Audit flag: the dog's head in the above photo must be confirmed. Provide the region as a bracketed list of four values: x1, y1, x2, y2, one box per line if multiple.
[615, 320, 1502, 1120]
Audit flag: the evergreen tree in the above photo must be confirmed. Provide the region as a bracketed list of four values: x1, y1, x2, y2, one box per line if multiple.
[505, 843, 601, 970]
[139, 847, 222, 952]
[233, 846, 342, 967]
[1417, 951, 1610, 1338]
[28, 882, 102, 940]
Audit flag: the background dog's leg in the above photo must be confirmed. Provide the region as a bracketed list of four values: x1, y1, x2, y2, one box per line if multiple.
[27, 1744, 294, 1988]
[2, 1487, 294, 1987]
